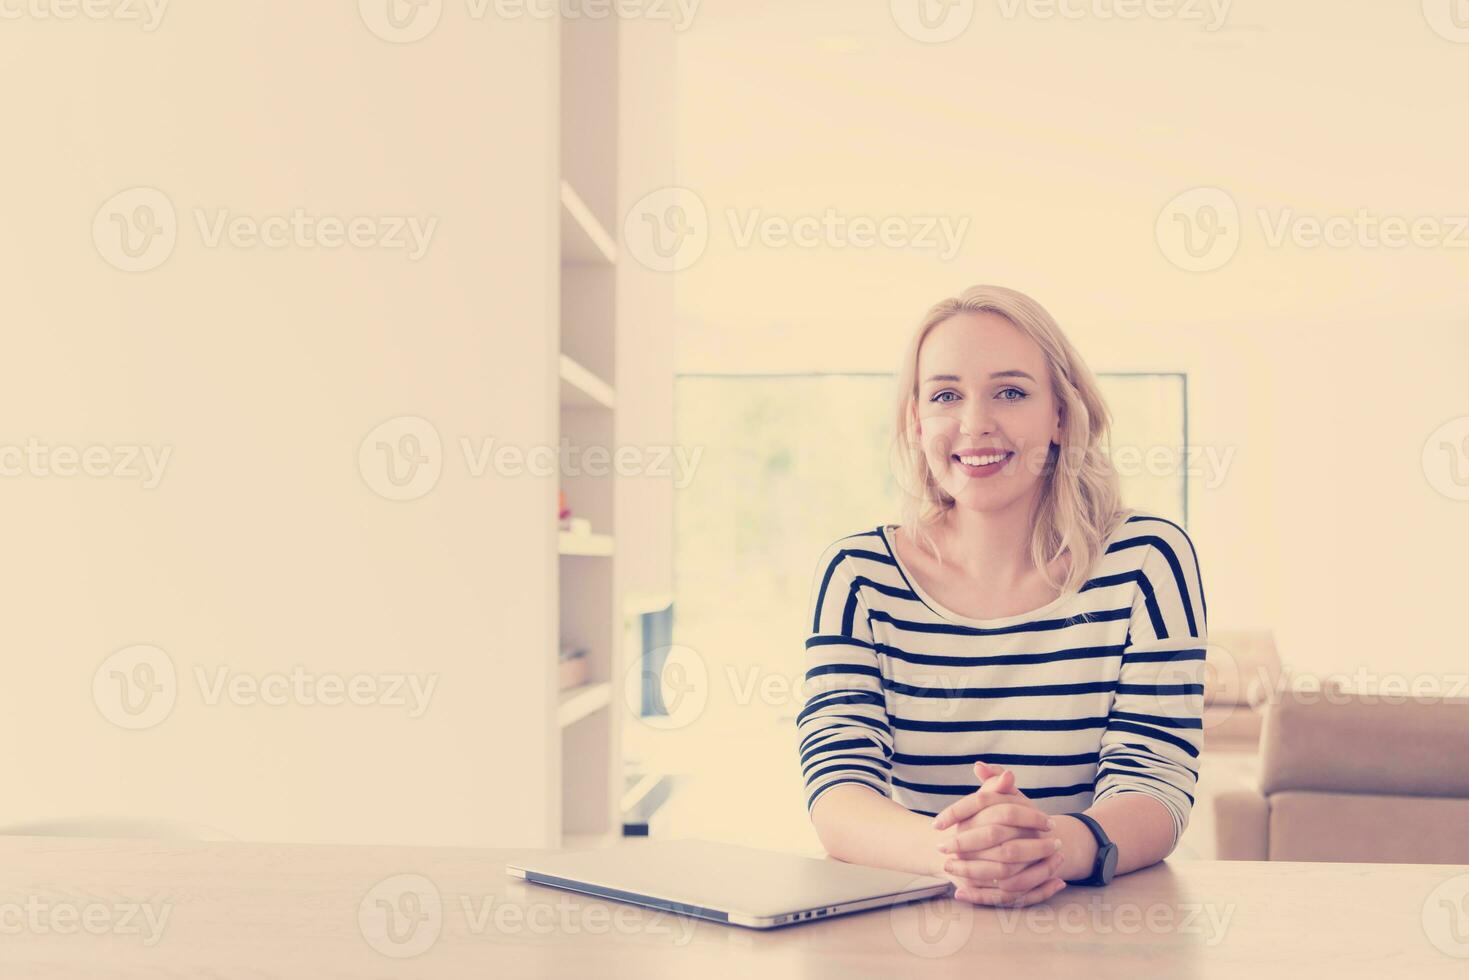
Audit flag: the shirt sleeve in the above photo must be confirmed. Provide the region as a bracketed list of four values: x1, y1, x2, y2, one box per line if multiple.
[795, 538, 895, 816]
[1092, 520, 1209, 850]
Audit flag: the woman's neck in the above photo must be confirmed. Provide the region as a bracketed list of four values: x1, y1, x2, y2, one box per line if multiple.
[928, 494, 1042, 588]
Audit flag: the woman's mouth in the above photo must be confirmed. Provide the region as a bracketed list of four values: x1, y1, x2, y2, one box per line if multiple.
[951, 450, 1013, 477]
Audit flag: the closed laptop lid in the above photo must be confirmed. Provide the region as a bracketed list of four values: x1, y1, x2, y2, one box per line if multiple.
[505, 837, 949, 919]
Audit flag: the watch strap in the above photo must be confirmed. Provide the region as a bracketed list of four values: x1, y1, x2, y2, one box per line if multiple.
[1065, 812, 1113, 885]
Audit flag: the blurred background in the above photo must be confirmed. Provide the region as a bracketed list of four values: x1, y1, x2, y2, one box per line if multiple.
[1, 1, 1466, 864]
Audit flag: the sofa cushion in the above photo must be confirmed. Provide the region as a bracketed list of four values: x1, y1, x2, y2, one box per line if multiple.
[1269, 790, 1469, 864]
[1260, 692, 1469, 797]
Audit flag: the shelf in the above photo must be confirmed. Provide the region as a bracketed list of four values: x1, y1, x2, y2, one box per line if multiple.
[558, 680, 612, 727]
[558, 530, 614, 556]
[623, 591, 672, 616]
[559, 179, 617, 266]
[558, 354, 615, 409]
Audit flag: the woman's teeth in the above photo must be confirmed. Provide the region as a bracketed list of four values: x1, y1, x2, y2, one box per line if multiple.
[955, 453, 1008, 466]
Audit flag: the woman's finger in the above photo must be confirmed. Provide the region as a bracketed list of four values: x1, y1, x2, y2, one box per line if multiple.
[942, 822, 1047, 856]
[951, 802, 1052, 835]
[933, 782, 1013, 830]
[955, 876, 1067, 908]
[942, 855, 1028, 881]
[949, 850, 1062, 897]
[933, 762, 1028, 830]
[993, 851, 1065, 894]
[952, 834, 1062, 867]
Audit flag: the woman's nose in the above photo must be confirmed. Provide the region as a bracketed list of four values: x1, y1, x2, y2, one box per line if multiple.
[960, 401, 995, 438]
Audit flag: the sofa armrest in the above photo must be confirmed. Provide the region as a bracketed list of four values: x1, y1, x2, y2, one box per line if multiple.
[1212, 787, 1269, 861]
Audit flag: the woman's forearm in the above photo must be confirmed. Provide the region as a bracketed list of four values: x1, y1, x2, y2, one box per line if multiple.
[809, 784, 949, 878]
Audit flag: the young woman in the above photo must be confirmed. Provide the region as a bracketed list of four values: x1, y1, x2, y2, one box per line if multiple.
[798, 284, 1207, 908]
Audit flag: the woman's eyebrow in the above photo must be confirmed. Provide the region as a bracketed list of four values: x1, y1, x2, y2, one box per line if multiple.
[923, 370, 1037, 383]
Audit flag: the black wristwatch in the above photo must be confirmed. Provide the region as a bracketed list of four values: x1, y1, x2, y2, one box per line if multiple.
[1064, 812, 1117, 886]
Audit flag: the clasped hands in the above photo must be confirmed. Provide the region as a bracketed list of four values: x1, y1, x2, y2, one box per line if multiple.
[929, 760, 1068, 907]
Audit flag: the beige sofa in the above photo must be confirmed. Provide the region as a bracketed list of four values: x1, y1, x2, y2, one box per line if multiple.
[1213, 688, 1469, 863]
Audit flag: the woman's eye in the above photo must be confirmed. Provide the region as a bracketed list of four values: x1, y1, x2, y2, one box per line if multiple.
[930, 391, 958, 404]
[998, 388, 1028, 401]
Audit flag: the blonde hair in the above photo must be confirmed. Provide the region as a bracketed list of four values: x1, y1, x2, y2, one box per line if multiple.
[890, 284, 1131, 595]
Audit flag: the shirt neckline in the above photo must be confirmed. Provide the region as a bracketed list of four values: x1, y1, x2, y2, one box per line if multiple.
[878, 523, 1076, 628]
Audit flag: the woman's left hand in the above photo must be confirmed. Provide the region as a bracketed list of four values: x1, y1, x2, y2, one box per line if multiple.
[932, 761, 1068, 906]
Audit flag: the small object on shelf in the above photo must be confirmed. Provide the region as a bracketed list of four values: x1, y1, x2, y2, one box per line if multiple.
[558, 650, 589, 691]
[558, 489, 571, 521]
[558, 516, 591, 535]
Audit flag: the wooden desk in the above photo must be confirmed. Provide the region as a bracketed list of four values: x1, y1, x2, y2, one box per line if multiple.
[1, 836, 1465, 978]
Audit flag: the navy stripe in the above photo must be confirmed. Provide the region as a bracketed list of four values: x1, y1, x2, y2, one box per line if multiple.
[798, 714, 892, 750]
[795, 691, 883, 727]
[874, 642, 1125, 669]
[1104, 720, 1201, 758]
[805, 662, 883, 681]
[893, 776, 1097, 798]
[1095, 767, 1196, 805]
[1110, 709, 1203, 730]
[807, 777, 886, 812]
[884, 678, 1118, 699]
[891, 750, 1099, 767]
[1126, 514, 1208, 625]
[889, 715, 1111, 733]
[1124, 647, 1206, 665]
[801, 741, 894, 769]
[810, 534, 887, 633]
[1115, 683, 1204, 696]
[806, 634, 876, 650]
[868, 606, 1132, 637]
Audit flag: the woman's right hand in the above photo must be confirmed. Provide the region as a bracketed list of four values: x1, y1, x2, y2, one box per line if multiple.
[932, 762, 1068, 907]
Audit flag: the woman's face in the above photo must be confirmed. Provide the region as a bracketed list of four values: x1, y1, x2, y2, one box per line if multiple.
[913, 311, 1062, 515]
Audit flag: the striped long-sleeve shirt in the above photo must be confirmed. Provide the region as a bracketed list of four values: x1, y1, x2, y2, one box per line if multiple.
[796, 511, 1208, 849]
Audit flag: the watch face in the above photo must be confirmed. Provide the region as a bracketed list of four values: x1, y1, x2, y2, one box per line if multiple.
[1099, 844, 1119, 882]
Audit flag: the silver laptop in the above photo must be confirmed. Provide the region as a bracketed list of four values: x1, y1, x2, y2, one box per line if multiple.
[504, 837, 951, 929]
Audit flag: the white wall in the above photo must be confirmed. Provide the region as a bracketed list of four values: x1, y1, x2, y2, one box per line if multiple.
[671, 1, 1469, 684]
[0, 5, 561, 846]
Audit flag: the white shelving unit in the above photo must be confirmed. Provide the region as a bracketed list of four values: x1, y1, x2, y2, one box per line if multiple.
[554, 11, 622, 845]
[543, 11, 675, 853]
